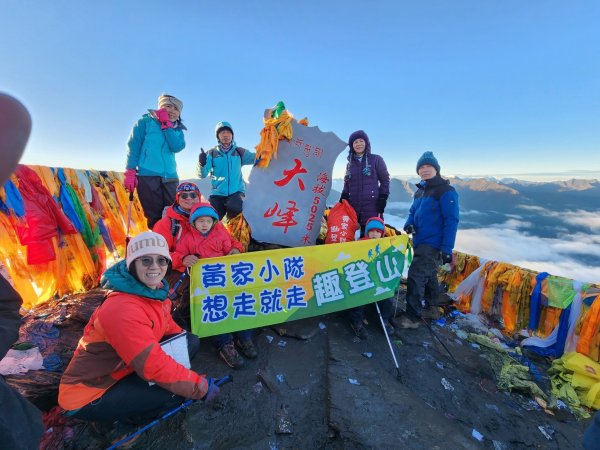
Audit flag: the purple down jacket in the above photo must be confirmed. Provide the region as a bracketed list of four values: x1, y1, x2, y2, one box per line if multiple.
[341, 150, 390, 228]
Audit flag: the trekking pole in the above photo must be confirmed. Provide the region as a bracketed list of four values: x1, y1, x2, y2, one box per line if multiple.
[420, 318, 457, 365]
[167, 271, 189, 300]
[375, 302, 402, 381]
[107, 375, 233, 450]
[125, 191, 134, 247]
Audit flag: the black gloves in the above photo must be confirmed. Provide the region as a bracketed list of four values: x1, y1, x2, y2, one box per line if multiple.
[403, 224, 416, 235]
[339, 192, 350, 203]
[199, 148, 207, 167]
[441, 252, 453, 264]
[376, 194, 388, 214]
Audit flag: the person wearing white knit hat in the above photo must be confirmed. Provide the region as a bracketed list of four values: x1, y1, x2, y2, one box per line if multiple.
[59, 231, 220, 427]
[124, 94, 187, 229]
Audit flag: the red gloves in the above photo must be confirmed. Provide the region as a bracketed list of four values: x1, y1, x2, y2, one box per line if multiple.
[156, 108, 173, 130]
[124, 168, 137, 193]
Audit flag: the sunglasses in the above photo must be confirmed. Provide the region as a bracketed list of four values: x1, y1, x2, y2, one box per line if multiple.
[179, 193, 198, 200]
[136, 256, 170, 267]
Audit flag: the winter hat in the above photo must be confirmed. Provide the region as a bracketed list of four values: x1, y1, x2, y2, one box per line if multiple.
[158, 94, 183, 113]
[416, 151, 440, 174]
[215, 121, 234, 139]
[175, 182, 201, 203]
[365, 217, 385, 236]
[348, 130, 371, 155]
[126, 231, 171, 269]
[190, 203, 219, 225]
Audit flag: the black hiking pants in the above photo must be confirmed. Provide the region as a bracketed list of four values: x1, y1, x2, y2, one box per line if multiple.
[137, 176, 178, 229]
[209, 192, 244, 220]
[71, 333, 200, 423]
[405, 243, 441, 319]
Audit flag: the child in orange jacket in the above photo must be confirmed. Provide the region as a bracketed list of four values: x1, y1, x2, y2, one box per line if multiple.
[173, 203, 257, 369]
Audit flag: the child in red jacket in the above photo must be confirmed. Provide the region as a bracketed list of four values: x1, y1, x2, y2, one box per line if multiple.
[173, 203, 257, 369]
[347, 217, 396, 340]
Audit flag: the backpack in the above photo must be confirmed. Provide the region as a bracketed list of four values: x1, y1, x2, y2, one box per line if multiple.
[208, 146, 247, 170]
[159, 206, 184, 244]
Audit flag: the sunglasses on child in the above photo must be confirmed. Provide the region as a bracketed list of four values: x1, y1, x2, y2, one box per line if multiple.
[179, 193, 198, 200]
[135, 256, 170, 267]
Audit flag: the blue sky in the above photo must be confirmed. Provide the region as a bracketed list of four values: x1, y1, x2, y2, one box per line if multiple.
[2, 1, 599, 180]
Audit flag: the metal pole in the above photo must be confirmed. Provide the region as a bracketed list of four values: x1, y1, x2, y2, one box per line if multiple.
[375, 302, 402, 381]
[106, 375, 233, 449]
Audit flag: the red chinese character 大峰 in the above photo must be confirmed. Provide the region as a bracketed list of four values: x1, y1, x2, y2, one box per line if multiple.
[274, 158, 307, 191]
[264, 200, 299, 234]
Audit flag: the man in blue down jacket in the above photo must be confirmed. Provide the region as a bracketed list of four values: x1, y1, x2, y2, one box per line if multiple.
[396, 151, 459, 328]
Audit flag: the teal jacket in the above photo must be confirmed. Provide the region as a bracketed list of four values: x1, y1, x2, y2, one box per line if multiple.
[126, 112, 186, 180]
[101, 260, 170, 300]
[198, 144, 256, 196]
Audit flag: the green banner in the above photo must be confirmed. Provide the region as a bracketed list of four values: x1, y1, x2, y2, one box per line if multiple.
[190, 235, 409, 337]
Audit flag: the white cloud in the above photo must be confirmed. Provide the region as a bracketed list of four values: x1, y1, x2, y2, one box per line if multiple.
[455, 225, 600, 284]
[517, 204, 548, 213]
[460, 209, 486, 216]
[489, 218, 533, 230]
[516, 206, 600, 232]
[557, 211, 600, 231]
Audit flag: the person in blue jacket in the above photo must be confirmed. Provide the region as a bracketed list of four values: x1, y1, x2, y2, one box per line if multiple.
[124, 94, 186, 228]
[198, 121, 256, 220]
[395, 151, 459, 329]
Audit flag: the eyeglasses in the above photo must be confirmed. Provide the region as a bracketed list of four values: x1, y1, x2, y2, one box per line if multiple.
[179, 193, 198, 200]
[136, 256, 170, 267]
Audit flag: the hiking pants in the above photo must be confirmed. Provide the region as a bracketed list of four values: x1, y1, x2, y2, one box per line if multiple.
[213, 330, 254, 350]
[209, 192, 244, 220]
[71, 333, 200, 423]
[137, 176, 178, 229]
[405, 243, 441, 319]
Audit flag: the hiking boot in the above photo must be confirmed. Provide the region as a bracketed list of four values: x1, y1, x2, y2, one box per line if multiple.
[219, 342, 245, 369]
[350, 322, 369, 340]
[236, 339, 258, 359]
[421, 306, 442, 320]
[382, 320, 396, 337]
[391, 316, 420, 329]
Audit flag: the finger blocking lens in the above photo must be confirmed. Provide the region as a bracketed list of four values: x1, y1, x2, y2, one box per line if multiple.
[137, 256, 170, 267]
[180, 193, 198, 200]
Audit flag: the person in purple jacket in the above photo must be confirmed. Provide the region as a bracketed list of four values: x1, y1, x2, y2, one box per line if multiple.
[339, 130, 390, 236]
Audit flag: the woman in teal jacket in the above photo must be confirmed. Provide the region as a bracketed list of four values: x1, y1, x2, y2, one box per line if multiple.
[198, 121, 256, 220]
[125, 94, 186, 228]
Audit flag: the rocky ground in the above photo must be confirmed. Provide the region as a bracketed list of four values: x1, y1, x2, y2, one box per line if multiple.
[68, 304, 590, 450]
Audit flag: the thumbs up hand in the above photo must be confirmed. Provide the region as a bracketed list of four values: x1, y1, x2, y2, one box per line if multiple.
[199, 148, 207, 167]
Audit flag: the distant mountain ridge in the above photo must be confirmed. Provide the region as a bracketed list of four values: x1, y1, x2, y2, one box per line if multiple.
[186, 175, 600, 267]
[186, 176, 600, 213]
[328, 177, 600, 211]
